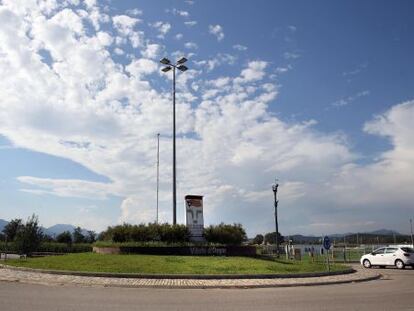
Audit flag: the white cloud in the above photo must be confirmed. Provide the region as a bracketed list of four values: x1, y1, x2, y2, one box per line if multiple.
[126, 58, 158, 77]
[331, 90, 370, 108]
[175, 33, 183, 40]
[234, 60, 267, 84]
[114, 47, 124, 55]
[112, 15, 140, 36]
[193, 53, 237, 71]
[284, 51, 300, 59]
[141, 43, 163, 59]
[209, 24, 224, 41]
[151, 21, 171, 38]
[184, 42, 198, 49]
[171, 8, 189, 17]
[233, 44, 247, 51]
[184, 21, 197, 27]
[96, 31, 113, 46]
[327, 101, 414, 208]
[18, 176, 113, 199]
[126, 8, 143, 16]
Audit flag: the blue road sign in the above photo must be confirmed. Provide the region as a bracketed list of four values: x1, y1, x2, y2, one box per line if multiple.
[323, 236, 331, 250]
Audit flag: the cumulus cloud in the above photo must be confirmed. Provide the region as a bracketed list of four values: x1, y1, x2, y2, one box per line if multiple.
[171, 8, 189, 17]
[151, 21, 171, 38]
[193, 53, 237, 71]
[332, 100, 414, 205]
[184, 42, 198, 49]
[112, 15, 140, 36]
[209, 24, 224, 41]
[234, 61, 267, 84]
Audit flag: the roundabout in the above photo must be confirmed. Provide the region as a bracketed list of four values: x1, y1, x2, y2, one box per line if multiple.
[0, 263, 380, 289]
[0, 266, 411, 311]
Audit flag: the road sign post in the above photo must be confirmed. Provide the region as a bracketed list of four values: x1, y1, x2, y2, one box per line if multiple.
[323, 236, 331, 272]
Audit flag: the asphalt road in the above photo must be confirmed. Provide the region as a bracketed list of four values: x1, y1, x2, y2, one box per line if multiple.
[0, 267, 412, 311]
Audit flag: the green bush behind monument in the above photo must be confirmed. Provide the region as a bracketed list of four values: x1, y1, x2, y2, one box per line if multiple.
[98, 222, 247, 245]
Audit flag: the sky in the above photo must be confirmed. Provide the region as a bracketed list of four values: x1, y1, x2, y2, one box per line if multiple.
[0, 0, 413, 237]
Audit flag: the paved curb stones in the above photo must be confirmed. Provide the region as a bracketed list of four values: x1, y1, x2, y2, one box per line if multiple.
[0, 264, 381, 289]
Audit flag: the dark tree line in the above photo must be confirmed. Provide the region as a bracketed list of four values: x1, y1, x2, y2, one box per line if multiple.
[1, 216, 96, 255]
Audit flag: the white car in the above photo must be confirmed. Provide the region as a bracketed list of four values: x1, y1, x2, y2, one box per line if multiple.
[360, 246, 414, 269]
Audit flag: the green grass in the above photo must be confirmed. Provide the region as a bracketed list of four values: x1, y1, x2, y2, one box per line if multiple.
[4, 253, 348, 275]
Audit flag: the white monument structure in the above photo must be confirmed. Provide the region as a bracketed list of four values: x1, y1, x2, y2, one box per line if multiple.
[185, 195, 204, 241]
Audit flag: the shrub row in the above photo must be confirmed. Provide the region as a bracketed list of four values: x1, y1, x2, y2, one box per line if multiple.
[38, 242, 92, 253]
[0, 242, 92, 254]
[99, 223, 190, 244]
[98, 223, 247, 245]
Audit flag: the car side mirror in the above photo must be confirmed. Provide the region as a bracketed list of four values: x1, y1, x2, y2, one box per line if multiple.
[371, 253, 375, 256]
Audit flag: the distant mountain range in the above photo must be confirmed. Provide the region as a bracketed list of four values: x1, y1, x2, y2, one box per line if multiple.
[0, 219, 8, 233]
[0, 219, 90, 237]
[288, 229, 405, 244]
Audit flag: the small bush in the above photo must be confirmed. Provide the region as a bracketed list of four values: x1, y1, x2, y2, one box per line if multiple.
[56, 231, 73, 245]
[252, 234, 264, 245]
[203, 223, 247, 245]
[264, 231, 284, 245]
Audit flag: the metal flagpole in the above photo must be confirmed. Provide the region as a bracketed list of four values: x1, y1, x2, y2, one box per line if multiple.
[156, 133, 160, 224]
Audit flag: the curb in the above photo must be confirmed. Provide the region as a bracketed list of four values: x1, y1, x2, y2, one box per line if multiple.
[0, 265, 381, 289]
[0, 264, 355, 280]
[110, 274, 383, 289]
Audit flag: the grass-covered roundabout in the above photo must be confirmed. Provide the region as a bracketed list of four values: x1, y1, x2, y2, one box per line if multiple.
[3, 253, 349, 276]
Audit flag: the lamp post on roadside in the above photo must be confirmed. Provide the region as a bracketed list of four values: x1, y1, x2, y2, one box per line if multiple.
[272, 180, 279, 257]
[160, 57, 188, 225]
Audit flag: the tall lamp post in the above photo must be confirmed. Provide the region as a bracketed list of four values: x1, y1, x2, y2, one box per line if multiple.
[160, 56, 188, 225]
[272, 180, 279, 257]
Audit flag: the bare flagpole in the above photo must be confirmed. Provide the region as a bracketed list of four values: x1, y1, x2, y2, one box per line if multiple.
[156, 133, 160, 224]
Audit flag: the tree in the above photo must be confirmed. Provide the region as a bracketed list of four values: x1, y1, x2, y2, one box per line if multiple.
[86, 230, 96, 244]
[14, 215, 43, 255]
[56, 231, 72, 245]
[73, 227, 85, 244]
[264, 231, 284, 245]
[253, 234, 264, 245]
[203, 223, 247, 245]
[2, 218, 23, 241]
[42, 234, 55, 243]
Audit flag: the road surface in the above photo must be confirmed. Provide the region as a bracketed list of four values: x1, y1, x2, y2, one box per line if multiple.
[0, 267, 412, 311]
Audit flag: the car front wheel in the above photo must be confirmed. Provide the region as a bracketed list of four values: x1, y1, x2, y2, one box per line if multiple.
[395, 259, 405, 269]
[363, 259, 371, 268]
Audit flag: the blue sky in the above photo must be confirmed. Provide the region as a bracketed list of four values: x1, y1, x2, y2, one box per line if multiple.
[0, 0, 413, 236]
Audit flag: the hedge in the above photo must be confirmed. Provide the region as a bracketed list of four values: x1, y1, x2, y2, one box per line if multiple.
[0, 242, 92, 254]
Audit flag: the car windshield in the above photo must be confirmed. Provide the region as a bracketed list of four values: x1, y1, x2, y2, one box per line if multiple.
[401, 247, 414, 253]
[372, 248, 385, 255]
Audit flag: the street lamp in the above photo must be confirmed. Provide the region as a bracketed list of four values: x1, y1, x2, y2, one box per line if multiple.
[272, 179, 279, 257]
[160, 56, 188, 225]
